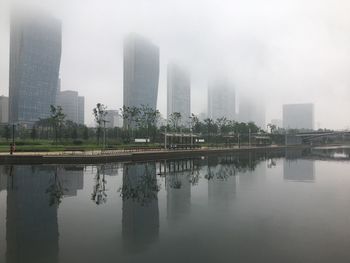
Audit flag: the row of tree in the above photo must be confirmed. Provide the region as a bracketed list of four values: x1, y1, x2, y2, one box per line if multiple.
[0, 103, 265, 145]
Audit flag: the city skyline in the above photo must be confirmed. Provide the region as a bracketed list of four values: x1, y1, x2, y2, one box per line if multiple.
[1, 1, 350, 128]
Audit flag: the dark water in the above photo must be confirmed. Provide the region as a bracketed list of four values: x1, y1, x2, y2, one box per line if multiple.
[1, 147, 350, 263]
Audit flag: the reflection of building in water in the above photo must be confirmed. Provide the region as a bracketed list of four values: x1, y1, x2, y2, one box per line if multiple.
[283, 159, 315, 182]
[122, 163, 159, 253]
[166, 162, 191, 222]
[0, 166, 9, 192]
[6, 165, 86, 263]
[57, 166, 84, 197]
[207, 156, 237, 207]
[283, 149, 314, 182]
[6, 166, 59, 263]
[98, 164, 121, 176]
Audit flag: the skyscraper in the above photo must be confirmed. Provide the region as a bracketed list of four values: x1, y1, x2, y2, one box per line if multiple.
[239, 95, 265, 129]
[123, 34, 159, 111]
[208, 79, 235, 120]
[283, 103, 314, 130]
[167, 64, 191, 125]
[9, 12, 62, 124]
[0, 96, 9, 123]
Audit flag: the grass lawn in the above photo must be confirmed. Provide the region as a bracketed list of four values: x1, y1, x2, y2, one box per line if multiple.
[0, 140, 163, 153]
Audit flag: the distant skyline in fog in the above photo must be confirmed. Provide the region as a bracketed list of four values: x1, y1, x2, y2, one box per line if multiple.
[1, 0, 350, 128]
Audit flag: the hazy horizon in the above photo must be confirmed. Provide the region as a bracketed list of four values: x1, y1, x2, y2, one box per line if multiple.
[1, 0, 350, 129]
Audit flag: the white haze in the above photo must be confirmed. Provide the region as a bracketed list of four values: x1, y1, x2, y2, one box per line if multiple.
[0, 0, 350, 129]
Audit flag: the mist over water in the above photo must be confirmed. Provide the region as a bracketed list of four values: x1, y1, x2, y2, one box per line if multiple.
[1, 0, 350, 128]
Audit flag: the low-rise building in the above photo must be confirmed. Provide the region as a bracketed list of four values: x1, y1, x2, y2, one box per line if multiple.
[56, 91, 85, 125]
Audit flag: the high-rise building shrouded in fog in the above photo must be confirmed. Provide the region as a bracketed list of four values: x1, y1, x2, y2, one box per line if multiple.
[239, 96, 265, 129]
[283, 103, 314, 130]
[208, 79, 235, 121]
[9, 11, 62, 124]
[123, 34, 159, 111]
[0, 96, 9, 123]
[167, 64, 191, 125]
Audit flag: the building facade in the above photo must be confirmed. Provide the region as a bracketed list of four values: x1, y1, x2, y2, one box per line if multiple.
[0, 96, 9, 123]
[77, 96, 85, 125]
[56, 91, 84, 125]
[9, 12, 62, 124]
[123, 34, 159, 111]
[283, 103, 314, 130]
[167, 64, 191, 125]
[208, 79, 235, 121]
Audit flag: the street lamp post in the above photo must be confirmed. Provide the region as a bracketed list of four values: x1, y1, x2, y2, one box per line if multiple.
[10, 123, 16, 155]
[249, 128, 251, 148]
[189, 116, 193, 149]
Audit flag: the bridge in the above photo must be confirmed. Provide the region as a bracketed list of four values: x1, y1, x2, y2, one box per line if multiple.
[294, 131, 350, 142]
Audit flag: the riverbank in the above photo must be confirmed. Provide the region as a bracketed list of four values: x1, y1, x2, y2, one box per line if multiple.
[0, 145, 311, 165]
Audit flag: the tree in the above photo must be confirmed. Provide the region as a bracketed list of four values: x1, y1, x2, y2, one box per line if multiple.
[204, 118, 216, 142]
[93, 103, 107, 145]
[83, 126, 89, 140]
[49, 105, 66, 143]
[267, 123, 277, 134]
[216, 117, 228, 135]
[30, 126, 37, 141]
[120, 105, 140, 140]
[71, 126, 78, 140]
[4, 125, 11, 141]
[137, 105, 160, 139]
[169, 112, 182, 131]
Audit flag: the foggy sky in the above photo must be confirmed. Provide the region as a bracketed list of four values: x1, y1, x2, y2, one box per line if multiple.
[1, 0, 350, 129]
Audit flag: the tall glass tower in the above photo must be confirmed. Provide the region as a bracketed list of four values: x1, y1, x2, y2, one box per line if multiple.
[9, 11, 62, 124]
[208, 78, 236, 121]
[167, 63, 191, 125]
[123, 34, 159, 111]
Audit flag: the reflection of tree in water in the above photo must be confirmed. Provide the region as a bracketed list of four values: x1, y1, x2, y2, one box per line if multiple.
[189, 169, 200, 186]
[91, 166, 108, 205]
[46, 169, 67, 207]
[119, 164, 160, 206]
[267, 158, 277, 168]
[204, 154, 264, 181]
[169, 176, 182, 189]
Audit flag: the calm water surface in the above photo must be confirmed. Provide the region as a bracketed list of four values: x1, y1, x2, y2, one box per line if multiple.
[1, 147, 350, 263]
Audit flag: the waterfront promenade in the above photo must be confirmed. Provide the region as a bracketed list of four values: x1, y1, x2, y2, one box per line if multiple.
[0, 145, 308, 164]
